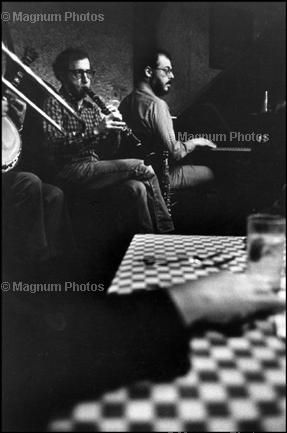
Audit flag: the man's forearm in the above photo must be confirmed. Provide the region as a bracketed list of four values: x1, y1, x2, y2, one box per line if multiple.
[153, 101, 193, 160]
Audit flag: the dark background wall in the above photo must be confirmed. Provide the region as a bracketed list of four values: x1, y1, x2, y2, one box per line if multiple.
[135, 2, 285, 114]
[3, 2, 134, 102]
[3, 2, 285, 113]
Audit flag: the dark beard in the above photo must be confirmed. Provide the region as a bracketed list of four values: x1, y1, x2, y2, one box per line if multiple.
[153, 81, 170, 97]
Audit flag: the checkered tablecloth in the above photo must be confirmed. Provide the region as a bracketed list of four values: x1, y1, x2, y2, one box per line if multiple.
[49, 235, 285, 432]
[108, 235, 247, 293]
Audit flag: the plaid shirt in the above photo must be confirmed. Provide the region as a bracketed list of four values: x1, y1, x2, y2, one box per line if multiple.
[43, 87, 110, 165]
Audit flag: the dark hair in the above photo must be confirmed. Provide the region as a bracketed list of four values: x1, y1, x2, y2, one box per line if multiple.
[52, 47, 91, 81]
[136, 48, 172, 80]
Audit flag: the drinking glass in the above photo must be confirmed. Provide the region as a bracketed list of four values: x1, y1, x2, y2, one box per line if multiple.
[247, 214, 286, 292]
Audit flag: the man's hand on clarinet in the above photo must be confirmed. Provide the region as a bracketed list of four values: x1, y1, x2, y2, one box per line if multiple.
[98, 117, 127, 133]
[106, 104, 123, 121]
[95, 101, 128, 133]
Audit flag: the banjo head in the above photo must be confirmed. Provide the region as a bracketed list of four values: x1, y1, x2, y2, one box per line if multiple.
[2, 116, 22, 172]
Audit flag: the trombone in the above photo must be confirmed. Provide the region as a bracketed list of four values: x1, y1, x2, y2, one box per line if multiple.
[2, 42, 84, 133]
[2, 76, 64, 134]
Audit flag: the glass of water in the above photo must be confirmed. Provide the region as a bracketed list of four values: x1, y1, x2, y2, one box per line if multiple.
[247, 214, 286, 292]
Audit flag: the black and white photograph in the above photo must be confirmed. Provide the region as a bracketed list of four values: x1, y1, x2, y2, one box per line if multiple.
[2, 2, 286, 431]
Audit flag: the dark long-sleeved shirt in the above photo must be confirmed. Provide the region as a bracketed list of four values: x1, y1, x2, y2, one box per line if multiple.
[119, 82, 195, 161]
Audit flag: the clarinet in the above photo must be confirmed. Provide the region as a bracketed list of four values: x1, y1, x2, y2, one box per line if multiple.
[162, 150, 171, 214]
[84, 88, 142, 147]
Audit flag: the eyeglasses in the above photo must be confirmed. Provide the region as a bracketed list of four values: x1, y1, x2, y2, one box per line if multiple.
[68, 69, 95, 80]
[154, 67, 174, 76]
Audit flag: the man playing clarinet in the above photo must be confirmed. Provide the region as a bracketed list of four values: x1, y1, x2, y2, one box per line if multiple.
[43, 47, 173, 234]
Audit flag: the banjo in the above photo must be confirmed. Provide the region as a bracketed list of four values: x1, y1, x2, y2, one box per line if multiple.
[2, 115, 22, 173]
[2, 47, 38, 173]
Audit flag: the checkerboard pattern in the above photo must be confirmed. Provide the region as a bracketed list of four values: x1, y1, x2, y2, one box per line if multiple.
[48, 235, 285, 432]
[49, 327, 285, 432]
[109, 235, 247, 293]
